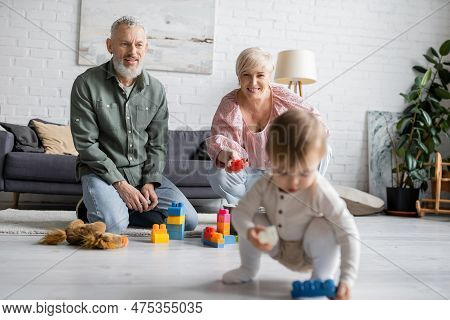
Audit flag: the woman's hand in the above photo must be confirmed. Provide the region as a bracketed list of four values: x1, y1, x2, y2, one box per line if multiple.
[224, 151, 248, 173]
[247, 226, 273, 252]
[335, 282, 351, 300]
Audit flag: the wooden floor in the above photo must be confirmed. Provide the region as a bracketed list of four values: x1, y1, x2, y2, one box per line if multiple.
[1, 214, 449, 300]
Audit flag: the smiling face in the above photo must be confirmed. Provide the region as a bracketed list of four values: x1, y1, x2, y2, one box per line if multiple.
[238, 67, 271, 100]
[106, 23, 148, 80]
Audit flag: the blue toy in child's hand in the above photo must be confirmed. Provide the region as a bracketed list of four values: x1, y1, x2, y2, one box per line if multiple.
[291, 279, 336, 299]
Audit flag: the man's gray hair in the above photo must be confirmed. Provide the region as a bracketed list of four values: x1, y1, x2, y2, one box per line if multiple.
[110, 16, 146, 37]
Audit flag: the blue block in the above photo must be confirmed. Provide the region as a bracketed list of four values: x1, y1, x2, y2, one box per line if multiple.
[167, 223, 185, 240]
[224, 235, 236, 244]
[291, 279, 336, 299]
[202, 239, 224, 248]
[168, 202, 185, 217]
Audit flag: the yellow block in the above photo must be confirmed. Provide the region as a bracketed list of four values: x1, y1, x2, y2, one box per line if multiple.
[151, 233, 169, 243]
[167, 216, 185, 225]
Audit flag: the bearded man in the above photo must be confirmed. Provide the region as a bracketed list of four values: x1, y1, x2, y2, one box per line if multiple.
[70, 16, 198, 234]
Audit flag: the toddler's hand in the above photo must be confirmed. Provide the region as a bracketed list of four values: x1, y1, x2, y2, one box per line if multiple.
[247, 226, 273, 252]
[335, 282, 351, 300]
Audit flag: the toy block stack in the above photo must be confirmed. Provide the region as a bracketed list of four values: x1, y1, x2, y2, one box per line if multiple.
[202, 226, 225, 248]
[150, 224, 169, 243]
[217, 208, 230, 235]
[202, 208, 237, 248]
[167, 202, 185, 240]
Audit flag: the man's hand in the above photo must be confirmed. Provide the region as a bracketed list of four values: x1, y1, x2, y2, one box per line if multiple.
[335, 282, 351, 300]
[141, 183, 158, 211]
[113, 180, 148, 212]
[247, 226, 273, 252]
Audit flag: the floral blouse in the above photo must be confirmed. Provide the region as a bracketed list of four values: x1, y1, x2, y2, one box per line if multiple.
[205, 84, 328, 169]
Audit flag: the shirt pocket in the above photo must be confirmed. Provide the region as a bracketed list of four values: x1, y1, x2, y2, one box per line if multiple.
[95, 101, 121, 132]
[135, 104, 156, 131]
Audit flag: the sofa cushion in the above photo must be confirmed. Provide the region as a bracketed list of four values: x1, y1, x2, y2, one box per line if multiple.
[0, 122, 44, 153]
[168, 130, 210, 160]
[5, 152, 77, 183]
[31, 120, 78, 156]
[163, 160, 211, 187]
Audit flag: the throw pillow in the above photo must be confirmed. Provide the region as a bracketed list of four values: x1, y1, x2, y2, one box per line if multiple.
[334, 185, 385, 216]
[31, 120, 78, 156]
[0, 122, 44, 153]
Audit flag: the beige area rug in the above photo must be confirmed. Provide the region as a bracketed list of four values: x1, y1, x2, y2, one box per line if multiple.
[0, 209, 216, 237]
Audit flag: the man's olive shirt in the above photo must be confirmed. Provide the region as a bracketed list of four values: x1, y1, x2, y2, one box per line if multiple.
[70, 60, 168, 187]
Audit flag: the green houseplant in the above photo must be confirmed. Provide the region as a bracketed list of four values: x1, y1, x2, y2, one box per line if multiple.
[386, 39, 450, 214]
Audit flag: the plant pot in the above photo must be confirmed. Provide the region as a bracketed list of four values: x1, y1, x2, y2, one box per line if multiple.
[386, 187, 420, 216]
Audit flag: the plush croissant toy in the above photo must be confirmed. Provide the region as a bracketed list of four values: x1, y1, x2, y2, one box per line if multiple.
[40, 219, 128, 249]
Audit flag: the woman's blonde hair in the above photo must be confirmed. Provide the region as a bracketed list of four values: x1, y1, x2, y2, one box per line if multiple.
[235, 47, 274, 77]
[266, 109, 326, 170]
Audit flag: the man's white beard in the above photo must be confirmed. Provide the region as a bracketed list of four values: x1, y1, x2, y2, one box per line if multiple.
[112, 55, 144, 79]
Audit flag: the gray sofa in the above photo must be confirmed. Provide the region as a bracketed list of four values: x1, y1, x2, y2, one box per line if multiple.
[0, 130, 218, 207]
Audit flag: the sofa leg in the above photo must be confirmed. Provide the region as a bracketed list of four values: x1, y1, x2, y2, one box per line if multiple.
[12, 192, 20, 209]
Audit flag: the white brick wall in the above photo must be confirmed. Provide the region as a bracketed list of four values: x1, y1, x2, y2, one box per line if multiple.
[0, 0, 449, 192]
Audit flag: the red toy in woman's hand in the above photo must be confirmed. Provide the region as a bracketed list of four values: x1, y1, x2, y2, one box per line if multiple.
[229, 159, 247, 172]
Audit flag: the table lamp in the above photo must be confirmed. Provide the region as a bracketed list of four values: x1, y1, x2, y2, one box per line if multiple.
[274, 49, 317, 97]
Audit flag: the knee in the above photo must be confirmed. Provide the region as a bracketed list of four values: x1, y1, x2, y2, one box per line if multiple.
[207, 167, 241, 194]
[89, 208, 129, 234]
[304, 218, 338, 254]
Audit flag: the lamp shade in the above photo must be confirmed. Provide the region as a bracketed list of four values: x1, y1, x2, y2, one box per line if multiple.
[274, 49, 317, 85]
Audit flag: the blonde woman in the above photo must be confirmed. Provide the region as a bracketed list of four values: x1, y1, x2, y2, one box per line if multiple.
[206, 47, 332, 204]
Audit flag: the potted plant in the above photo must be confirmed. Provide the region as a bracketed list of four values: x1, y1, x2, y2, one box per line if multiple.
[386, 39, 450, 215]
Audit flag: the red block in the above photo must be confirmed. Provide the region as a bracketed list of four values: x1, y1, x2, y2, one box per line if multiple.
[229, 159, 246, 172]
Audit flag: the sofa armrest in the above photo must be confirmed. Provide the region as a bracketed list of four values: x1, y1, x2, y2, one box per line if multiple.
[0, 131, 14, 191]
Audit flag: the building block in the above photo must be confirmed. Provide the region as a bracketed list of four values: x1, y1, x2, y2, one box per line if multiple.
[166, 202, 186, 240]
[258, 225, 279, 247]
[150, 224, 169, 243]
[217, 208, 230, 223]
[202, 238, 225, 248]
[291, 279, 336, 299]
[167, 202, 185, 217]
[229, 158, 246, 172]
[167, 223, 185, 240]
[217, 222, 230, 235]
[223, 204, 237, 235]
[167, 215, 185, 225]
[202, 227, 227, 248]
[224, 235, 236, 244]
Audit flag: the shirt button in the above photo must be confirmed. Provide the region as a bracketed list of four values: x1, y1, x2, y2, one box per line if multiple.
[126, 116, 130, 120]
[278, 210, 282, 214]
[145, 107, 148, 110]
[128, 130, 131, 134]
[75, 118, 79, 122]
[130, 144, 133, 147]
[278, 224, 282, 228]
[129, 157, 132, 160]
[106, 104, 110, 108]
[280, 195, 284, 200]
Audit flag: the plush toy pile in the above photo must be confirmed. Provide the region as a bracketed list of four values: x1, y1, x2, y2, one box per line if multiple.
[39, 219, 128, 249]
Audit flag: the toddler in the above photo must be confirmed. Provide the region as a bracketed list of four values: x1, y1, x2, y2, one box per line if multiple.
[223, 109, 360, 300]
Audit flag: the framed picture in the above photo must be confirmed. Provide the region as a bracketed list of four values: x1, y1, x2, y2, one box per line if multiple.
[79, 0, 216, 74]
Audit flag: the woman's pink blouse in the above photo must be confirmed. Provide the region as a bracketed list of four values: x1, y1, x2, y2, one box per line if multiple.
[205, 84, 328, 169]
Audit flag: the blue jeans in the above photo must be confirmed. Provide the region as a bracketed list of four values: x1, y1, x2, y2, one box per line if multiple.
[207, 145, 333, 205]
[81, 173, 198, 234]
[207, 166, 267, 205]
